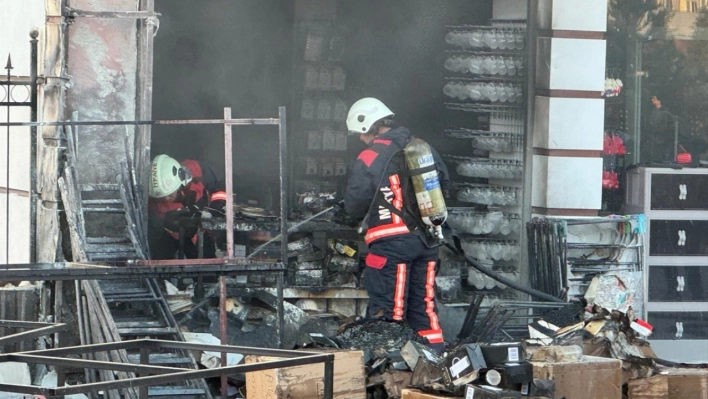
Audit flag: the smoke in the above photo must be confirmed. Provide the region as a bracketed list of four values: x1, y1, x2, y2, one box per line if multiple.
[153, 0, 292, 201]
[151, 0, 492, 203]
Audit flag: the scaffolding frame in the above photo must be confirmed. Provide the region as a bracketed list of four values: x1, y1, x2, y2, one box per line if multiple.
[1, 109, 290, 397]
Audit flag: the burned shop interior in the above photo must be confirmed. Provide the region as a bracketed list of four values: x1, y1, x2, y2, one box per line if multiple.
[148, 0, 528, 317]
[6, 0, 708, 398]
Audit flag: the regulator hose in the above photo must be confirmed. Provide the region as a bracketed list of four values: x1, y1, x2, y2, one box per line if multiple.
[443, 241, 565, 303]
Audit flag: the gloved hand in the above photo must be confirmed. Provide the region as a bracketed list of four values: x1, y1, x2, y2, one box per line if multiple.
[164, 206, 202, 235]
[332, 205, 359, 228]
[207, 199, 226, 215]
[327, 200, 344, 212]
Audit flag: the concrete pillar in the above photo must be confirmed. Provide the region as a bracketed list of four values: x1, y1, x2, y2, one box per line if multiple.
[531, 0, 608, 216]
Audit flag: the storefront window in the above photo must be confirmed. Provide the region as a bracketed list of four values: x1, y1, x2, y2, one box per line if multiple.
[603, 1, 708, 212]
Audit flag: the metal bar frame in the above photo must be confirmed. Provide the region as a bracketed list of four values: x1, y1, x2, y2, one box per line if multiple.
[3, 105, 289, 337]
[0, 119, 282, 127]
[0, 261, 286, 281]
[30, 31, 38, 264]
[520, 0, 537, 303]
[5, 66, 291, 373]
[0, 320, 68, 347]
[0, 339, 335, 398]
[2, 34, 38, 264]
[63, 9, 161, 19]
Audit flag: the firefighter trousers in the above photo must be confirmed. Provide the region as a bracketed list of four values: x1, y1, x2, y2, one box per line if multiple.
[363, 234, 444, 348]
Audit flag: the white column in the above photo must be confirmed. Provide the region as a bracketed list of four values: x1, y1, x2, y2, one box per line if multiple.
[531, 0, 608, 216]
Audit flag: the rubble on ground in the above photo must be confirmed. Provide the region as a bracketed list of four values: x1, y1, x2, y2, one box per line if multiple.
[165, 269, 706, 398]
[325, 302, 706, 399]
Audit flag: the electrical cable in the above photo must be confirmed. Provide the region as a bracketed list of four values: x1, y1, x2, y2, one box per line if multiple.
[443, 241, 565, 303]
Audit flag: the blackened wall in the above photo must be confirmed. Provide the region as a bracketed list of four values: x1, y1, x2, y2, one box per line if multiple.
[152, 0, 492, 203]
[152, 0, 293, 204]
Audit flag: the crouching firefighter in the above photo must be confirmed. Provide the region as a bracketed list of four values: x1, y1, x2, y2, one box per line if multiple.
[337, 98, 451, 353]
[148, 154, 227, 259]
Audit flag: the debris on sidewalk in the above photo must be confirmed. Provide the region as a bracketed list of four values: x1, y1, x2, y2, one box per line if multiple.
[164, 280, 194, 314]
[245, 350, 366, 399]
[182, 332, 243, 369]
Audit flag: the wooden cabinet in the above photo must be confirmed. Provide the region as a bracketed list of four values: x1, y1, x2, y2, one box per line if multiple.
[626, 167, 708, 364]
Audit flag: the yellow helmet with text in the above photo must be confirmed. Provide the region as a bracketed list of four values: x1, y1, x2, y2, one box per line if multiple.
[148, 154, 192, 198]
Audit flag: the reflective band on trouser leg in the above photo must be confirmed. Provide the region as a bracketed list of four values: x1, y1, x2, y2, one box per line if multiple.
[419, 260, 442, 343]
[393, 263, 407, 321]
[418, 329, 444, 344]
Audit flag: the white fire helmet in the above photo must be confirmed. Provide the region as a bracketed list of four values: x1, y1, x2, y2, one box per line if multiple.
[148, 154, 193, 198]
[346, 97, 394, 134]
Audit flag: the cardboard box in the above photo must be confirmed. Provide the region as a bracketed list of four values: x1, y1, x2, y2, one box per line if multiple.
[401, 389, 451, 399]
[531, 356, 622, 399]
[464, 384, 522, 399]
[629, 369, 708, 399]
[665, 368, 708, 399]
[245, 350, 365, 399]
[627, 374, 668, 399]
[441, 344, 487, 388]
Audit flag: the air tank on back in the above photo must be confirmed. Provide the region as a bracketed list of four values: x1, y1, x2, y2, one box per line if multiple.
[404, 138, 448, 238]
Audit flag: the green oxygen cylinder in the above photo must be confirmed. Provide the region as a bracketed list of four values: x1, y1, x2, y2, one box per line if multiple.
[404, 138, 448, 238]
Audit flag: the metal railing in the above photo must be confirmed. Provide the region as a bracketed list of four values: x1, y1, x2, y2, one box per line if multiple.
[1, 31, 38, 264]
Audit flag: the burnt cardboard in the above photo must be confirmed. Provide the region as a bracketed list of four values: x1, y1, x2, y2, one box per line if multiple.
[401, 340, 441, 370]
[464, 384, 522, 399]
[520, 379, 555, 397]
[441, 344, 487, 388]
[531, 356, 622, 399]
[481, 342, 526, 365]
[410, 358, 443, 389]
[497, 362, 533, 385]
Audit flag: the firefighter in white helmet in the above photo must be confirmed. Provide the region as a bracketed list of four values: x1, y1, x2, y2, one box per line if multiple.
[149, 154, 193, 200]
[338, 97, 450, 353]
[148, 154, 225, 259]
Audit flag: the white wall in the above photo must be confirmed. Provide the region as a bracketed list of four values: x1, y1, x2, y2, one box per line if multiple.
[0, 0, 45, 75]
[0, 0, 45, 263]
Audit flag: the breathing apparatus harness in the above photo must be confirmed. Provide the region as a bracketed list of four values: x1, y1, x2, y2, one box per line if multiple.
[355, 136, 443, 248]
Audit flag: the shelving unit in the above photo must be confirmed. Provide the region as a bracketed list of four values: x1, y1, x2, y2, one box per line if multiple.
[291, 20, 351, 198]
[441, 20, 528, 302]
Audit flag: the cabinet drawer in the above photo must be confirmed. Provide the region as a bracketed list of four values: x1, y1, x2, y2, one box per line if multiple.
[648, 312, 708, 340]
[648, 340, 708, 363]
[649, 220, 708, 256]
[651, 174, 708, 210]
[649, 266, 708, 302]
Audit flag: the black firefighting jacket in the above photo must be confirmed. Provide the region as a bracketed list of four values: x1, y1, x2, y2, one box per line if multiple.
[344, 127, 450, 245]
